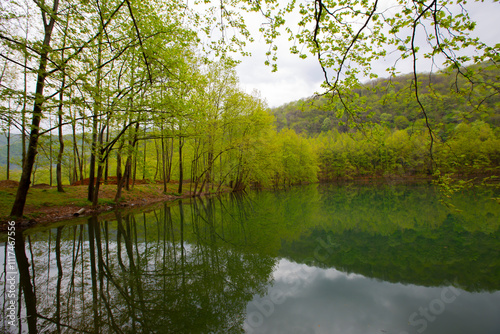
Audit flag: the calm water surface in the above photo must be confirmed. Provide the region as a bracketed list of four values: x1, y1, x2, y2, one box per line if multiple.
[1, 183, 499, 333]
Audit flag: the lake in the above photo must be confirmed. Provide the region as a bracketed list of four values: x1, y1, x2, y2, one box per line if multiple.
[1, 182, 500, 333]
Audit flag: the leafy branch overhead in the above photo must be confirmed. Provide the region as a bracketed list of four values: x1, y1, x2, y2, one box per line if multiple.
[250, 0, 497, 84]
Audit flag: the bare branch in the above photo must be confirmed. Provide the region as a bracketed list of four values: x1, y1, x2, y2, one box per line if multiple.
[0, 53, 35, 71]
[125, 0, 153, 84]
[411, 0, 436, 173]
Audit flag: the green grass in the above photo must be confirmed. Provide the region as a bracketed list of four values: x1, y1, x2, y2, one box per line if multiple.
[0, 186, 91, 218]
[0, 181, 230, 221]
[0, 190, 14, 216]
[98, 198, 115, 205]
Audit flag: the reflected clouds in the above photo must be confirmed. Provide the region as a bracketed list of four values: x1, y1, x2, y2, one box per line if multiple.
[245, 259, 500, 334]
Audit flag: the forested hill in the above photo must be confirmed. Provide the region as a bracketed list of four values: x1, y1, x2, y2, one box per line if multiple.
[271, 63, 500, 137]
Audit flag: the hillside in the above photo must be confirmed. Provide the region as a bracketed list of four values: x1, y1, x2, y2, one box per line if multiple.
[0, 134, 23, 169]
[271, 63, 500, 137]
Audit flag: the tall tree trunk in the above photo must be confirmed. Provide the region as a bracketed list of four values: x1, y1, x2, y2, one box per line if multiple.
[125, 123, 139, 191]
[168, 137, 173, 181]
[161, 125, 167, 193]
[88, 127, 97, 201]
[115, 123, 139, 201]
[88, 33, 103, 202]
[104, 118, 110, 183]
[124, 154, 131, 191]
[206, 150, 213, 193]
[92, 127, 106, 207]
[116, 142, 123, 186]
[49, 113, 53, 186]
[92, 162, 104, 207]
[56, 78, 65, 192]
[115, 155, 131, 202]
[191, 139, 201, 195]
[10, 0, 60, 217]
[6, 100, 11, 180]
[21, 11, 29, 167]
[142, 125, 147, 180]
[56, 13, 69, 191]
[132, 141, 138, 188]
[71, 106, 82, 185]
[81, 121, 85, 182]
[178, 137, 184, 194]
[32, 162, 37, 186]
[154, 137, 160, 181]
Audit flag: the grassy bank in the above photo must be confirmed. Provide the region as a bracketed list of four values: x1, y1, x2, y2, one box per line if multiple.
[0, 180, 229, 230]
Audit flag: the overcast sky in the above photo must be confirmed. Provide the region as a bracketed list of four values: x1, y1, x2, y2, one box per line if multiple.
[233, 1, 500, 108]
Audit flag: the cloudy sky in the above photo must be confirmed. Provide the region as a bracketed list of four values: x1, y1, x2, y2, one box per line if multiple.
[233, 1, 500, 108]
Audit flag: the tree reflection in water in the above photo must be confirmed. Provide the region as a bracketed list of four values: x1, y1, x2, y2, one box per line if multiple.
[3, 196, 275, 333]
[1, 184, 499, 333]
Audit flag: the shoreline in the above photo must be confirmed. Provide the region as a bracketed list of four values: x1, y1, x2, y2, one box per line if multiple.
[1, 172, 498, 231]
[0, 181, 231, 232]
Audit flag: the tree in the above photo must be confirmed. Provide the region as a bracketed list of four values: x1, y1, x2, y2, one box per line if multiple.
[321, 117, 332, 132]
[9, 0, 60, 217]
[395, 115, 410, 129]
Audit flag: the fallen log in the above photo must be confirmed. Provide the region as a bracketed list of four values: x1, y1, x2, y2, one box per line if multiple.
[73, 208, 86, 217]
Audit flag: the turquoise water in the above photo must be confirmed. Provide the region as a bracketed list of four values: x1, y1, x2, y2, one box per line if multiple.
[1, 183, 499, 333]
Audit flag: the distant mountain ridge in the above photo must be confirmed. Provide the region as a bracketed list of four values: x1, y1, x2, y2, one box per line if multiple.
[271, 63, 500, 137]
[0, 133, 24, 169]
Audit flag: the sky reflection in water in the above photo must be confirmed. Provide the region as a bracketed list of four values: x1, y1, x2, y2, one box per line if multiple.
[245, 259, 500, 334]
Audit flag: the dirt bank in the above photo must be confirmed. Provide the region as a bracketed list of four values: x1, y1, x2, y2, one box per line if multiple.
[0, 181, 228, 231]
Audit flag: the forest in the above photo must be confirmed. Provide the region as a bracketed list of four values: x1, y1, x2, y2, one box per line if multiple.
[0, 0, 499, 218]
[2, 62, 498, 197]
[272, 64, 500, 180]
